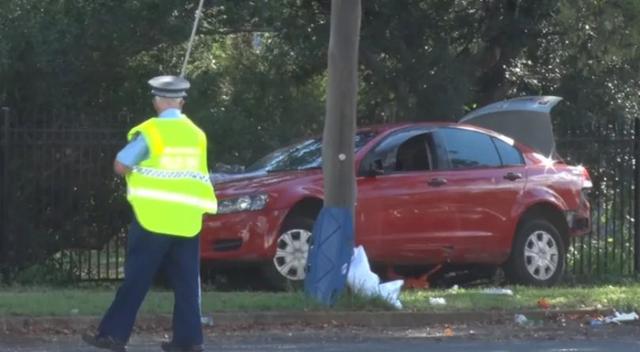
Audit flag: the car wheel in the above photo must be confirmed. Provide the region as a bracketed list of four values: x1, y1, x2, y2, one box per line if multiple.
[262, 217, 314, 291]
[505, 219, 565, 286]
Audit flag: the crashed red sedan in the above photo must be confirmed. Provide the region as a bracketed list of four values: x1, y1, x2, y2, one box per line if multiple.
[201, 96, 592, 289]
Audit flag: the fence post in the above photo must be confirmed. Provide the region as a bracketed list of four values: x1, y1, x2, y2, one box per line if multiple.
[634, 117, 640, 275]
[0, 107, 10, 283]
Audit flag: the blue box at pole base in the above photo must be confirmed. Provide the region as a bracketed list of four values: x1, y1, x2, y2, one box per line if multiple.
[304, 207, 355, 306]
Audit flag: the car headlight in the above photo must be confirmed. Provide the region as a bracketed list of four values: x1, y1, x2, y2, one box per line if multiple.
[217, 194, 269, 214]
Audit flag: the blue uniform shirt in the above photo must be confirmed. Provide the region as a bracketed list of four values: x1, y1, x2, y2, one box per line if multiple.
[116, 109, 182, 167]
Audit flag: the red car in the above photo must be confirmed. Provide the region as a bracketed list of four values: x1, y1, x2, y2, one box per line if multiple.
[201, 96, 592, 288]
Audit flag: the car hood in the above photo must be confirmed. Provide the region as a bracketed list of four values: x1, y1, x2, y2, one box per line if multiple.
[211, 170, 269, 185]
[459, 96, 562, 157]
[212, 170, 320, 196]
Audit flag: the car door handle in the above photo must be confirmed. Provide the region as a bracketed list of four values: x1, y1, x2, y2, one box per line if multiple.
[503, 172, 523, 181]
[427, 177, 447, 186]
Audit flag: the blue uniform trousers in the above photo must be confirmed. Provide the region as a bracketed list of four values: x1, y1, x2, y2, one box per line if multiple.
[97, 218, 203, 346]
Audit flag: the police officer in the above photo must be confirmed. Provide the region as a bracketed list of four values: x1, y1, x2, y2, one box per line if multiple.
[83, 76, 217, 352]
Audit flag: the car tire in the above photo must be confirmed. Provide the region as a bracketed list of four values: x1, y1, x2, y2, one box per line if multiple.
[505, 219, 566, 286]
[262, 217, 314, 291]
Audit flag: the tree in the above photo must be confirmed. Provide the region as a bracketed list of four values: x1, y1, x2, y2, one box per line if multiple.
[3, 0, 639, 154]
[2, 1, 640, 282]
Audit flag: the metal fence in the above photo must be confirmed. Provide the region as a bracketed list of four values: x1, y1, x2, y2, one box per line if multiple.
[556, 118, 640, 279]
[1, 107, 639, 283]
[0, 108, 130, 283]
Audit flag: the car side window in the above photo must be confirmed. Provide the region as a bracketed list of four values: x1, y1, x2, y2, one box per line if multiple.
[360, 130, 436, 175]
[395, 134, 433, 172]
[439, 128, 501, 169]
[492, 137, 524, 166]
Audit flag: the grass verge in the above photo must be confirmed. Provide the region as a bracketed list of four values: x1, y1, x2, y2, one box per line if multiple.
[0, 284, 638, 316]
[401, 284, 640, 312]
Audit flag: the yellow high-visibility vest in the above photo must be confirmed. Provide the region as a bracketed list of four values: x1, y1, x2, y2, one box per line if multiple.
[125, 116, 217, 237]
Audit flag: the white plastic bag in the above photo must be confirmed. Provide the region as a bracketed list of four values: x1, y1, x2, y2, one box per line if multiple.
[604, 311, 639, 324]
[481, 288, 514, 296]
[429, 297, 447, 306]
[346, 246, 404, 309]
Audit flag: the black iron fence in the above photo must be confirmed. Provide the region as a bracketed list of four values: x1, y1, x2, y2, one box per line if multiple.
[0, 108, 130, 283]
[1, 107, 639, 283]
[556, 118, 640, 279]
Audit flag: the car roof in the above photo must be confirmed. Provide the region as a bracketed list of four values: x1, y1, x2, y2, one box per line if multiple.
[360, 121, 499, 136]
[358, 121, 535, 153]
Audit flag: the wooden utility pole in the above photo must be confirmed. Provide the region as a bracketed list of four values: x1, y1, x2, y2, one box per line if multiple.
[304, 0, 361, 306]
[0, 108, 9, 283]
[322, 0, 361, 211]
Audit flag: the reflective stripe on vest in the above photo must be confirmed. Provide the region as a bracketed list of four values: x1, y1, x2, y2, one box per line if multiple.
[128, 187, 217, 213]
[132, 166, 211, 184]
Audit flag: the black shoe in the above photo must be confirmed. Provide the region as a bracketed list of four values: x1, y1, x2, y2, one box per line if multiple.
[82, 332, 127, 352]
[161, 341, 204, 352]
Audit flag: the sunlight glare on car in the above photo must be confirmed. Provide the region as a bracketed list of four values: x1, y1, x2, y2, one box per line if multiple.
[533, 152, 557, 174]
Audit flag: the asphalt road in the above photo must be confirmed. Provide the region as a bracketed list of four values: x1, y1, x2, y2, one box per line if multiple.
[3, 320, 640, 352]
[1, 334, 639, 352]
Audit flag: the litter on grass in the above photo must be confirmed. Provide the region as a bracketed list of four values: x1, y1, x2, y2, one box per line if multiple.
[481, 288, 514, 296]
[429, 297, 447, 306]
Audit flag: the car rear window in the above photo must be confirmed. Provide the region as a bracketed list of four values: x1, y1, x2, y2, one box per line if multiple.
[492, 137, 524, 166]
[439, 128, 501, 169]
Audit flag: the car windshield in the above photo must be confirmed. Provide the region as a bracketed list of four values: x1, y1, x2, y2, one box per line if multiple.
[245, 131, 377, 173]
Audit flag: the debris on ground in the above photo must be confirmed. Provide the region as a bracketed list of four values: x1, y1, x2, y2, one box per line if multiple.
[388, 264, 443, 290]
[588, 310, 639, 327]
[513, 314, 543, 327]
[537, 298, 551, 310]
[514, 314, 529, 326]
[603, 311, 639, 324]
[402, 274, 430, 290]
[5, 312, 640, 343]
[428, 297, 446, 306]
[201, 316, 214, 327]
[589, 319, 605, 327]
[481, 288, 514, 296]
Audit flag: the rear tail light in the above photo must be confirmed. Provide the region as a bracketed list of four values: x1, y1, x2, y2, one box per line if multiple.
[580, 167, 592, 206]
[581, 167, 593, 189]
[569, 165, 593, 189]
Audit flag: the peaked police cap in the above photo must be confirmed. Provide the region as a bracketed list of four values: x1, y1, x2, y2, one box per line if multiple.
[148, 75, 191, 98]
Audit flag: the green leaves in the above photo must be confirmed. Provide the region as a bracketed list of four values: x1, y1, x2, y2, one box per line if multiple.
[1, 0, 639, 163]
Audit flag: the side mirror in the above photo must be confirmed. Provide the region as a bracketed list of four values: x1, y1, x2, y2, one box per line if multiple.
[366, 160, 384, 177]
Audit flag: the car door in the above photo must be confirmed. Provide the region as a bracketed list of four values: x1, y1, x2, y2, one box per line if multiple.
[434, 127, 526, 263]
[356, 128, 456, 265]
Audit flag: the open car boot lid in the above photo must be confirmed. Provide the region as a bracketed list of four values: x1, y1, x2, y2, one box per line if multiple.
[459, 96, 563, 157]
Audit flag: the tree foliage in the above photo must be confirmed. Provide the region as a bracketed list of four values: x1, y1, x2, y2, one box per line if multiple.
[2, 0, 639, 161]
[1, 0, 639, 280]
